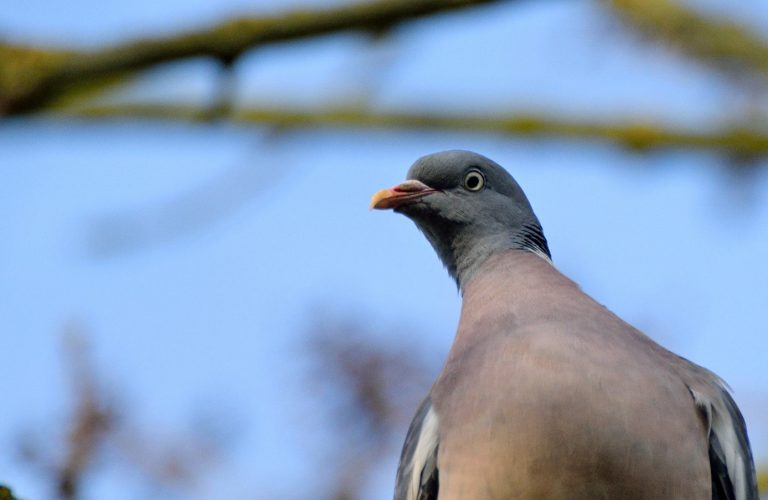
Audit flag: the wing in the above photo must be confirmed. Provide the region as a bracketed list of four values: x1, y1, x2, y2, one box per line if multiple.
[688, 384, 758, 500]
[394, 396, 439, 500]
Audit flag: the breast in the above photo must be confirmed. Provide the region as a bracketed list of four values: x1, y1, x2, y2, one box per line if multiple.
[431, 325, 711, 500]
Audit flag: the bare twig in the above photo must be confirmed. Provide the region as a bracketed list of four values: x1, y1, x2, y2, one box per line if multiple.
[56, 332, 115, 500]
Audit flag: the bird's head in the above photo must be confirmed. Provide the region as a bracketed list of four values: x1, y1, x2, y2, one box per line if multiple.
[371, 150, 550, 290]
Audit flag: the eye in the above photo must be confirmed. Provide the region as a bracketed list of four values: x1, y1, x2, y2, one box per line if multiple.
[463, 170, 485, 192]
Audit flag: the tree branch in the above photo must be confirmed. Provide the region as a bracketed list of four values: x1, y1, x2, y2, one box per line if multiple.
[0, 0, 498, 115]
[605, 0, 768, 80]
[56, 103, 768, 156]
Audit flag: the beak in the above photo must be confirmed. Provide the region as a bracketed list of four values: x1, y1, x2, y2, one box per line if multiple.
[370, 180, 436, 210]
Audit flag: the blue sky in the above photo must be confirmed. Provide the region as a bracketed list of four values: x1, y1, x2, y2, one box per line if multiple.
[2, 1, 767, 498]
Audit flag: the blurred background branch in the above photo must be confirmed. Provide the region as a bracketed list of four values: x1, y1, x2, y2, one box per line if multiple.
[0, 486, 19, 500]
[16, 328, 116, 500]
[605, 0, 768, 80]
[16, 326, 231, 499]
[0, 0, 497, 115]
[60, 104, 768, 156]
[303, 315, 436, 500]
[2, 0, 768, 158]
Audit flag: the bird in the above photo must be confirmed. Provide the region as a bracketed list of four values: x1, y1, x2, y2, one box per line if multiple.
[370, 150, 758, 500]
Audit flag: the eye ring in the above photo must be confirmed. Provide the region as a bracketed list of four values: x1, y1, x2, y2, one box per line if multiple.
[463, 170, 485, 192]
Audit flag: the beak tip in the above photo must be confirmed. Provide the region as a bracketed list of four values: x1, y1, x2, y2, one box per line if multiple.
[369, 188, 393, 210]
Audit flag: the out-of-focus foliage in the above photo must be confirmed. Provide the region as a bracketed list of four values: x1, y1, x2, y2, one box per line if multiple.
[0, 485, 19, 500]
[759, 467, 768, 496]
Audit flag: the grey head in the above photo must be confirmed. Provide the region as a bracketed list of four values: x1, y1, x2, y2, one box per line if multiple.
[371, 150, 550, 290]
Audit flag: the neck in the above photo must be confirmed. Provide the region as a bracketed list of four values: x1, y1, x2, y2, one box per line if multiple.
[449, 225, 551, 292]
[411, 215, 551, 292]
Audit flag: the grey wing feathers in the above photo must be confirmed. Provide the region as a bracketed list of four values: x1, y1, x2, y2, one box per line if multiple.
[688, 384, 758, 500]
[394, 397, 439, 500]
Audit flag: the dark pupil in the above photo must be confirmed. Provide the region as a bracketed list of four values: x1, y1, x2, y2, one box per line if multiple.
[466, 174, 480, 189]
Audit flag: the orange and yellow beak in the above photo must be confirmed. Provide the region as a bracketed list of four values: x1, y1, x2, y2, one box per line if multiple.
[370, 180, 436, 210]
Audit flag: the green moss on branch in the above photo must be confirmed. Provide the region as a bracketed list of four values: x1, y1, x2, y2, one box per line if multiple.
[56, 103, 768, 156]
[0, 0, 497, 115]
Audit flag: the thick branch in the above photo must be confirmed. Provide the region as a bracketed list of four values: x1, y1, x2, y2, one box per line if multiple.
[605, 0, 768, 80]
[57, 104, 768, 156]
[0, 0, 497, 115]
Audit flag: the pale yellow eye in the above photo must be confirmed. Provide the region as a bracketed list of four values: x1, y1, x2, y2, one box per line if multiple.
[463, 170, 485, 192]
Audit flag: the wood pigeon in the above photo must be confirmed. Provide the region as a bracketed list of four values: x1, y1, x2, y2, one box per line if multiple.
[370, 150, 758, 500]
